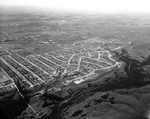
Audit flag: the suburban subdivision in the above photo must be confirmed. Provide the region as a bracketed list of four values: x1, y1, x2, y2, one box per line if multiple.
[0, 38, 127, 93]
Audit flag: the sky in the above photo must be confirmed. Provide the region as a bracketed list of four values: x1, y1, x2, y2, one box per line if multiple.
[1, 0, 150, 13]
